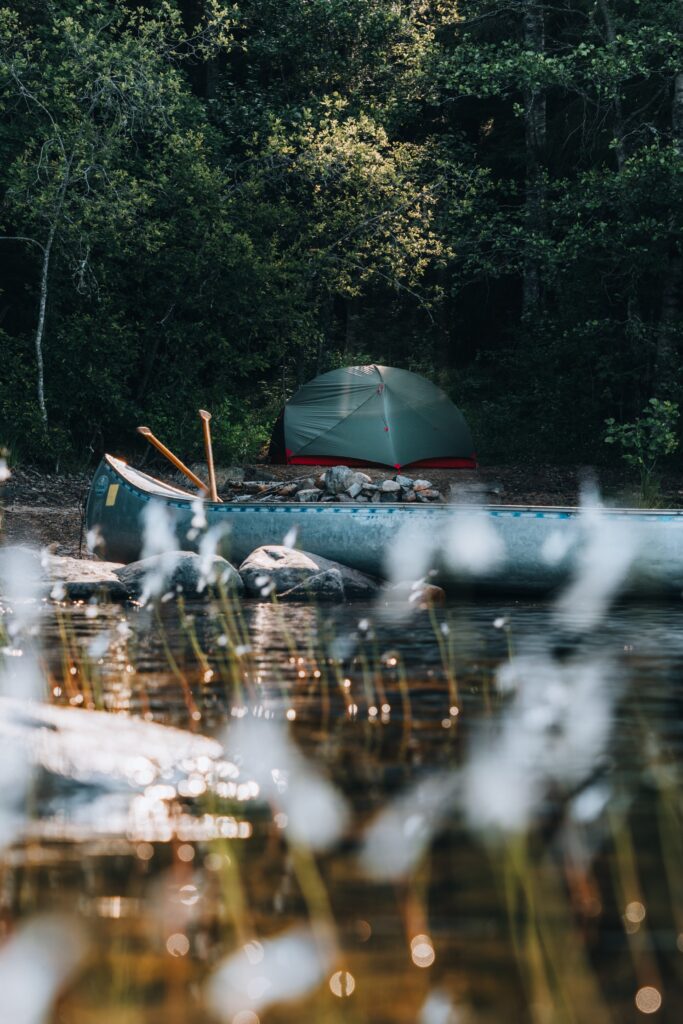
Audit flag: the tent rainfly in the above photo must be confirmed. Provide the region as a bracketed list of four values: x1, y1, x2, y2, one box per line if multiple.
[269, 364, 476, 470]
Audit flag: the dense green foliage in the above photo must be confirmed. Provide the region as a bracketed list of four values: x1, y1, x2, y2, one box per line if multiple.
[1, 0, 681, 465]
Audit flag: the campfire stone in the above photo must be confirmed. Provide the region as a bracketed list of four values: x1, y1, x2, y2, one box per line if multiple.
[395, 475, 414, 488]
[413, 479, 433, 492]
[324, 466, 354, 494]
[381, 479, 401, 493]
[297, 489, 322, 503]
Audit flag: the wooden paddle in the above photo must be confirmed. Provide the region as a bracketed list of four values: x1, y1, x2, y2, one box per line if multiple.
[199, 409, 221, 503]
[136, 426, 208, 493]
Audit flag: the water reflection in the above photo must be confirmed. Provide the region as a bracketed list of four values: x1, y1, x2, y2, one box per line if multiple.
[0, 596, 682, 1022]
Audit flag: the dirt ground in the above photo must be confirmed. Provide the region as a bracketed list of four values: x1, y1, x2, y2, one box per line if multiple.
[3, 459, 683, 558]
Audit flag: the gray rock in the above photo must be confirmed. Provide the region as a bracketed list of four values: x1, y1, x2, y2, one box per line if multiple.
[417, 489, 442, 502]
[0, 547, 129, 602]
[239, 545, 378, 599]
[346, 482, 363, 499]
[371, 491, 382, 503]
[395, 474, 414, 488]
[295, 477, 316, 492]
[48, 556, 129, 601]
[278, 569, 345, 601]
[413, 479, 433, 492]
[381, 479, 401, 493]
[297, 488, 322, 503]
[348, 471, 372, 487]
[336, 492, 353, 503]
[115, 552, 243, 599]
[323, 466, 354, 494]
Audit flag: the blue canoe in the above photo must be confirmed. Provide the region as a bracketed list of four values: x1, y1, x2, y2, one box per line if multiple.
[86, 455, 683, 594]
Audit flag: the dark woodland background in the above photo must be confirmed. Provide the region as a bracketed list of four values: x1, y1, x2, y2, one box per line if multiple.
[0, 0, 681, 466]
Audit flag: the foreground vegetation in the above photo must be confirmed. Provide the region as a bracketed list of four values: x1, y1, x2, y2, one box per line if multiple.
[1, 1, 681, 466]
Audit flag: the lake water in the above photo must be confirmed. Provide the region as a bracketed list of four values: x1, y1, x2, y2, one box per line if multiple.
[1, 594, 682, 1024]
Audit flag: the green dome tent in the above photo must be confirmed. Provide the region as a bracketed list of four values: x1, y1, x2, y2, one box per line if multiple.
[269, 365, 476, 470]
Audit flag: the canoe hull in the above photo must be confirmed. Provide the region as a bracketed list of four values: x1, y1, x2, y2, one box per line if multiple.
[86, 456, 683, 594]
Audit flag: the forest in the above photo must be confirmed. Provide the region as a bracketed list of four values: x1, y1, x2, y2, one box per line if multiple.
[0, 0, 681, 466]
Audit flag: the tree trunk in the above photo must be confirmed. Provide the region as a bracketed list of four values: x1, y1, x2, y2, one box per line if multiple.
[654, 69, 683, 392]
[33, 154, 72, 428]
[522, 0, 546, 315]
[34, 221, 57, 427]
[344, 297, 360, 357]
[598, 0, 626, 171]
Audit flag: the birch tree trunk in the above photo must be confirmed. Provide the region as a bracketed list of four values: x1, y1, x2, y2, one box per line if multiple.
[522, 0, 546, 315]
[33, 158, 72, 428]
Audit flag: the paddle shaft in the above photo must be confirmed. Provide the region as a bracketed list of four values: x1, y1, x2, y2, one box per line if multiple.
[136, 427, 208, 493]
[199, 409, 221, 502]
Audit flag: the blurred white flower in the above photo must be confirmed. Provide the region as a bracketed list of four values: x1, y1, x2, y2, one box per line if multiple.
[139, 501, 179, 604]
[282, 527, 298, 550]
[0, 914, 86, 1024]
[419, 989, 462, 1024]
[0, 728, 31, 849]
[0, 458, 10, 483]
[463, 653, 615, 836]
[197, 525, 231, 593]
[87, 631, 111, 660]
[227, 718, 349, 851]
[383, 522, 436, 585]
[359, 772, 459, 880]
[191, 497, 208, 531]
[570, 782, 611, 825]
[205, 928, 328, 1020]
[541, 530, 574, 566]
[0, 548, 43, 628]
[554, 503, 638, 632]
[442, 513, 505, 576]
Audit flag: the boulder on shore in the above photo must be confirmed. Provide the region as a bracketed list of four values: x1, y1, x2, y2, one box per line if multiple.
[0, 546, 129, 601]
[239, 545, 378, 599]
[279, 568, 346, 601]
[114, 551, 243, 599]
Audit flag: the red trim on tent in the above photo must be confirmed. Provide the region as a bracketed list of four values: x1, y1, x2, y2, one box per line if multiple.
[287, 454, 478, 469]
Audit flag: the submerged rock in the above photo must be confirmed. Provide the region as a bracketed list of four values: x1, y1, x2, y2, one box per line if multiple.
[239, 545, 378, 599]
[389, 580, 446, 608]
[114, 551, 243, 599]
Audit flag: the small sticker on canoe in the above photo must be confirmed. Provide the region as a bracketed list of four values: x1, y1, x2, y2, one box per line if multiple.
[105, 484, 119, 507]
